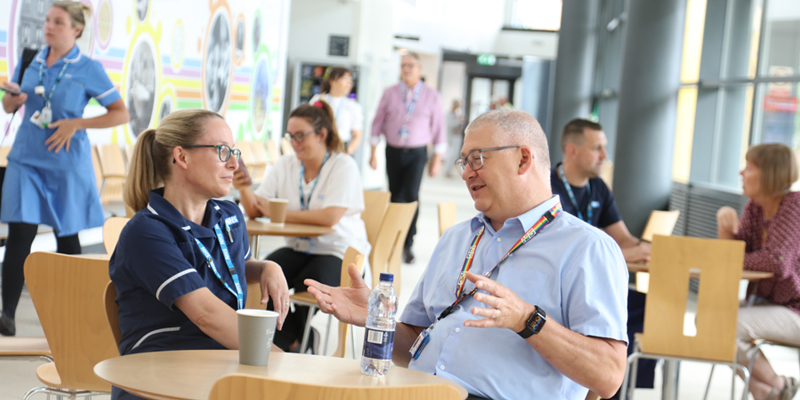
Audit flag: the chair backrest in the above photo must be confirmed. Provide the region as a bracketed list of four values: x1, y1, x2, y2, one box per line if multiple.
[369, 202, 418, 295]
[24, 252, 119, 391]
[437, 201, 457, 237]
[104, 281, 122, 346]
[640, 235, 744, 362]
[97, 144, 127, 178]
[0, 146, 11, 167]
[208, 374, 463, 400]
[265, 139, 280, 162]
[641, 210, 681, 242]
[124, 144, 134, 169]
[331, 248, 364, 358]
[249, 141, 270, 165]
[361, 190, 391, 247]
[103, 217, 130, 254]
[235, 141, 256, 166]
[280, 137, 294, 155]
[600, 160, 614, 190]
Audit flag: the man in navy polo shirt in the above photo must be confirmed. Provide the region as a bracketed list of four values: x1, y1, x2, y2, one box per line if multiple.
[551, 118, 654, 396]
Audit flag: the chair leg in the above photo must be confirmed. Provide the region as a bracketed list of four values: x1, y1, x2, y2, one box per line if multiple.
[620, 352, 643, 400]
[730, 366, 736, 400]
[350, 325, 357, 359]
[703, 365, 716, 400]
[298, 305, 317, 354]
[731, 363, 751, 400]
[322, 314, 333, 355]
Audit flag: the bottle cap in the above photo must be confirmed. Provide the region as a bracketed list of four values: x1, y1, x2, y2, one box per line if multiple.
[379, 273, 394, 283]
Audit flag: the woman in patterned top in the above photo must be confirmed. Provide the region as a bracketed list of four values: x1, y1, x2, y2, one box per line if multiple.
[717, 143, 800, 400]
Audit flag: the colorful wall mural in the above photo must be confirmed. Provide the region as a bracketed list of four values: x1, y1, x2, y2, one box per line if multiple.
[0, 0, 290, 145]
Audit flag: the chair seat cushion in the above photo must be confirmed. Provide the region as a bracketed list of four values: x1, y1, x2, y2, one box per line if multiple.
[36, 362, 63, 388]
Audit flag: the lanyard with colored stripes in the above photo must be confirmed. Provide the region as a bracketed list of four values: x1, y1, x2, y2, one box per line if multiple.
[440, 202, 563, 321]
[558, 164, 592, 223]
[38, 60, 69, 105]
[194, 222, 244, 310]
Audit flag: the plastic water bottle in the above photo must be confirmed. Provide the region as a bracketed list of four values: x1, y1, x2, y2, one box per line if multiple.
[361, 273, 397, 376]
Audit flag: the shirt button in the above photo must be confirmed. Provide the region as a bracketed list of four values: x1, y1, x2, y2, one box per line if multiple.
[496, 237, 502, 242]
[440, 365, 446, 371]
[455, 328, 461, 333]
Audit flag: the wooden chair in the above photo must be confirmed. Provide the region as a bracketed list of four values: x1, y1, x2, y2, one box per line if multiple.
[96, 144, 127, 204]
[437, 201, 457, 237]
[361, 190, 391, 247]
[585, 391, 601, 400]
[370, 202, 418, 295]
[0, 337, 52, 363]
[0, 146, 11, 167]
[280, 137, 294, 155]
[636, 210, 681, 293]
[22, 252, 119, 400]
[620, 235, 749, 400]
[600, 160, 614, 190]
[123, 144, 134, 170]
[91, 145, 104, 194]
[248, 141, 270, 182]
[208, 373, 463, 400]
[102, 216, 130, 254]
[266, 139, 280, 162]
[291, 247, 364, 356]
[104, 281, 122, 346]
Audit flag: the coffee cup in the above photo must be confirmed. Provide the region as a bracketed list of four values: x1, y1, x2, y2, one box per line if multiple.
[268, 198, 289, 227]
[237, 309, 278, 366]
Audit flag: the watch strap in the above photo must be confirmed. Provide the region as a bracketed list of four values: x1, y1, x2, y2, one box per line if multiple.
[517, 305, 546, 339]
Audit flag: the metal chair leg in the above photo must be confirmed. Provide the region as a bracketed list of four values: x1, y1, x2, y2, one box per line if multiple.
[703, 365, 715, 400]
[620, 352, 642, 400]
[298, 305, 317, 354]
[730, 366, 736, 400]
[322, 314, 333, 355]
[350, 325, 356, 358]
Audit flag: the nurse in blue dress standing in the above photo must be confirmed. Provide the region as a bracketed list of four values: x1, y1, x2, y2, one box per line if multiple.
[0, 1, 129, 336]
[111, 109, 289, 400]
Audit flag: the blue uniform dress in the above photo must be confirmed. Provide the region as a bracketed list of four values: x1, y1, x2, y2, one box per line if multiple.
[400, 196, 628, 400]
[109, 190, 250, 400]
[1, 45, 120, 236]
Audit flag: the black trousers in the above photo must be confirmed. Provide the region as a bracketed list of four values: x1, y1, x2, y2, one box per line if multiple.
[385, 145, 427, 249]
[1, 223, 81, 319]
[265, 247, 341, 351]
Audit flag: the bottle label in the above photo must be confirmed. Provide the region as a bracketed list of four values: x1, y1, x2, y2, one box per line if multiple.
[362, 327, 395, 360]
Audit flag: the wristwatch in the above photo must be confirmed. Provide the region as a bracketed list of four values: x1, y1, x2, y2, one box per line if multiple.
[517, 305, 547, 338]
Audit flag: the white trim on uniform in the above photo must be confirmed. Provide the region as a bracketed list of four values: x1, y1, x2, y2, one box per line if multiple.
[182, 226, 191, 231]
[96, 87, 116, 100]
[131, 326, 181, 350]
[147, 204, 159, 215]
[64, 51, 81, 63]
[244, 248, 250, 259]
[155, 269, 197, 301]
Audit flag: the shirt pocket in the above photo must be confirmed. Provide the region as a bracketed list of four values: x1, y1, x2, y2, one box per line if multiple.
[59, 79, 89, 116]
[497, 267, 549, 308]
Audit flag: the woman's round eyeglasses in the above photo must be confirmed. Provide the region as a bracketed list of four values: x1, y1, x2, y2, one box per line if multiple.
[183, 144, 241, 162]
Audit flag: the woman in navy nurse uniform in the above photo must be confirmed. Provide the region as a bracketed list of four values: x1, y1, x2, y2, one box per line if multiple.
[0, 1, 129, 336]
[110, 109, 289, 400]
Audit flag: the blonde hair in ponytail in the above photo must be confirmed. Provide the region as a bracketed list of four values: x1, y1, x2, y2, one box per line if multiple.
[51, 1, 92, 38]
[124, 109, 224, 212]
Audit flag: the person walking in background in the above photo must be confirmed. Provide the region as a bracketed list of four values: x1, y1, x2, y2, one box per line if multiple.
[310, 67, 363, 155]
[369, 52, 446, 264]
[444, 99, 464, 178]
[0, 1, 129, 336]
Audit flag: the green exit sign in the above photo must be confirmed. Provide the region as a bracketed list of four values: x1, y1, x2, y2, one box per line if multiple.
[477, 54, 496, 66]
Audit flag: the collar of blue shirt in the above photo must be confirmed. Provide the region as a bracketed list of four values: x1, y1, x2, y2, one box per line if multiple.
[145, 188, 224, 239]
[471, 195, 561, 235]
[35, 44, 82, 66]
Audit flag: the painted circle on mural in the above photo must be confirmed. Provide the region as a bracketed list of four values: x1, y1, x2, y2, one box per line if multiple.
[134, 0, 149, 23]
[159, 96, 173, 123]
[171, 21, 185, 70]
[250, 52, 271, 135]
[235, 16, 245, 62]
[203, 9, 232, 114]
[252, 12, 261, 56]
[11, 0, 56, 71]
[95, 0, 113, 50]
[125, 37, 157, 137]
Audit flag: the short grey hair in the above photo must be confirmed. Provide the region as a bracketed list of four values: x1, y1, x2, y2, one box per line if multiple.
[465, 109, 551, 182]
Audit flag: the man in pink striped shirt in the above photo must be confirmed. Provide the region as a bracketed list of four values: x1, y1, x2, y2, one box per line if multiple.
[369, 52, 447, 264]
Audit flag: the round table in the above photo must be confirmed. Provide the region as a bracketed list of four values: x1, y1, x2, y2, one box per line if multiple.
[245, 219, 335, 257]
[94, 350, 468, 400]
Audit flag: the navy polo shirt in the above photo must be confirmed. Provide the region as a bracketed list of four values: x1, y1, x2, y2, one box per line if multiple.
[109, 189, 250, 357]
[550, 163, 621, 229]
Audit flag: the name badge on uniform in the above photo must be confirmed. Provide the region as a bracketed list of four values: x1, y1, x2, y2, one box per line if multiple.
[294, 237, 312, 254]
[409, 325, 433, 359]
[398, 126, 410, 139]
[225, 215, 239, 226]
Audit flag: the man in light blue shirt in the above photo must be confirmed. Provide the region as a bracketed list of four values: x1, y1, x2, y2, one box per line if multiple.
[306, 109, 629, 400]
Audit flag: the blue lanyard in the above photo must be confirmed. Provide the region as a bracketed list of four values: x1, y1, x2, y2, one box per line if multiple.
[558, 164, 592, 222]
[38, 59, 70, 105]
[299, 152, 330, 210]
[325, 94, 345, 122]
[400, 82, 421, 123]
[194, 223, 244, 310]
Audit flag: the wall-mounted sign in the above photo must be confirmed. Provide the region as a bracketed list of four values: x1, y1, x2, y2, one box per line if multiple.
[477, 54, 496, 66]
[329, 35, 350, 57]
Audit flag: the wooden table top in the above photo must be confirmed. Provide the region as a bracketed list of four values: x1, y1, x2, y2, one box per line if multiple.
[94, 350, 468, 400]
[627, 262, 774, 281]
[245, 219, 335, 237]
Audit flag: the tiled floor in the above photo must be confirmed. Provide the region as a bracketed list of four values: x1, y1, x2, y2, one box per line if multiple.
[0, 175, 797, 400]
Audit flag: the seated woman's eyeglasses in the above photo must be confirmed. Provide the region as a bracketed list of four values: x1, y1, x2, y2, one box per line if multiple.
[183, 144, 241, 162]
[455, 145, 521, 174]
[283, 129, 318, 143]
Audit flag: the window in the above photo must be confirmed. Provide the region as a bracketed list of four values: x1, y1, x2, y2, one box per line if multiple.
[505, 0, 562, 31]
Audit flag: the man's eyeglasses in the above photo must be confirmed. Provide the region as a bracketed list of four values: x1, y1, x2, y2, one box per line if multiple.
[183, 144, 241, 162]
[283, 129, 317, 143]
[455, 145, 521, 174]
